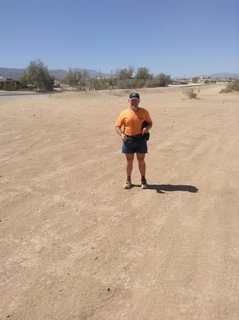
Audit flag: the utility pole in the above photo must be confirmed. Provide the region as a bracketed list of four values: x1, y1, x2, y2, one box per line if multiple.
[111, 70, 113, 90]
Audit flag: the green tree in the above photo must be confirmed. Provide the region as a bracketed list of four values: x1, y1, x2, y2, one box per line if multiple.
[144, 73, 171, 88]
[20, 59, 54, 91]
[64, 69, 81, 87]
[63, 69, 90, 90]
[135, 67, 152, 81]
[155, 73, 171, 86]
[134, 67, 153, 88]
[89, 77, 110, 90]
[115, 66, 135, 89]
[80, 69, 90, 90]
[20, 72, 29, 87]
[116, 66, 134, 80]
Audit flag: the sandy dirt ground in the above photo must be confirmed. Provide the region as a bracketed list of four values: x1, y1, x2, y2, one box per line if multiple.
[0, 84, 239, 320]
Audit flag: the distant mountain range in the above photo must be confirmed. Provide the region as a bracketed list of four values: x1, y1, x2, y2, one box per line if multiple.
[0, 67, 110, 80]
[174, 72, 239, 79]
[200, 72, 239, 79]
[0, 68, 238, 80]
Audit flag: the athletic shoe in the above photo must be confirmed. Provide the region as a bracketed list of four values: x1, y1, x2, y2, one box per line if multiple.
[141, 179, 148, 189]
[123, 180, 132, 189]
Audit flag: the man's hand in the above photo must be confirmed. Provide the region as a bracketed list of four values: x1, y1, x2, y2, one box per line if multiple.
[142, 127, 149, 135]
[121, 132, 128, 141]
[116, 127, 127, 141]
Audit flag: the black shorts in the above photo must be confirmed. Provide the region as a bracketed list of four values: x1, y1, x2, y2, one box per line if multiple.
[122, 138, 147, 154]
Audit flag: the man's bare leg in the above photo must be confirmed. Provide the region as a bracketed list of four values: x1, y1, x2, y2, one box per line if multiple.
[136, 153, 146, 177]
[137, 153, 148, 189]
[126, 153, 134, 177]
[123, 154, 134, 189]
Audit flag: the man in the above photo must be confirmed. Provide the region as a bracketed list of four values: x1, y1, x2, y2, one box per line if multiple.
[115, 93, 153, 189]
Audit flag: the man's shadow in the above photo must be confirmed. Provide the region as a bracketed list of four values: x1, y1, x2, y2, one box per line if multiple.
[148, 184, 199, 194]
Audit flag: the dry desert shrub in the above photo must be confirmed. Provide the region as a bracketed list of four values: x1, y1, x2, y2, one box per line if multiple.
[183, 88, 200, 99]
[219, 88, 233, 93]
[228, 79, 239, 91]
[219, 79, 239, 93]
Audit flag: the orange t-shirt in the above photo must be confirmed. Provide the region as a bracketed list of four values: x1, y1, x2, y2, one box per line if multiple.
[115, 108, 152, 136]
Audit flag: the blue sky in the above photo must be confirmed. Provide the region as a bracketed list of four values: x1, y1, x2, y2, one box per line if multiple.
[1, 0, 239, 78]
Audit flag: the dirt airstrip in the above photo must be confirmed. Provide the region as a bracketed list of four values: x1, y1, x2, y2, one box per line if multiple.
[0, 84, 239, 320]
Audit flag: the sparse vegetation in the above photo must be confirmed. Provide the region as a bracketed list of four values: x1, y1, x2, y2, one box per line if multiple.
[2, 59, 239, 93]
[89, 77, 111, 90]
[183, 88, 200, 99]
[219, 87, 233, 93]
[219, 79, 239, 93]
[192, 77, 199, 83]
[63, 69, 90, 90]
[60, 66, 172, 90]
[204, 79, 216, 84]
[115, 67, 170, 89]
[228, 79, 239, 91]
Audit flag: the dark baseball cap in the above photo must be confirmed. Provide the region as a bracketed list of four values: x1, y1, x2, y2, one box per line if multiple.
[129, 93, 140, 100]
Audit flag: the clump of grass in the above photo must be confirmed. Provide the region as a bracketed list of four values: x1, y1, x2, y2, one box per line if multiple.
[183, 88, 200, 99]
